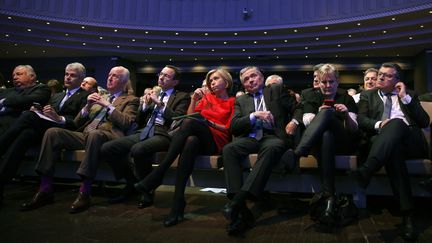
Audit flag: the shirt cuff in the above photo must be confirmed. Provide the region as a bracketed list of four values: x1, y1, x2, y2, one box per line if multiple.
[400, 94, 412, 104]
[107, 104, 115, 115]
[374, 121, 382, 130]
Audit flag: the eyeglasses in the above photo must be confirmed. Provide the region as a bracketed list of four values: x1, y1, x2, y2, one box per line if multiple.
[378, 72, 395, 79]
[364, 77, 377, 81]
[158, 72, 173, 79]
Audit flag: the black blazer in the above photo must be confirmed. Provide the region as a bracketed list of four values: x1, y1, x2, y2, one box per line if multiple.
[358, 89, 430, 135]
[137, 90, 191, 135]
[0, 83, 51, 116]
[230, 84, 296, 141]
[49, 88, 89, 129]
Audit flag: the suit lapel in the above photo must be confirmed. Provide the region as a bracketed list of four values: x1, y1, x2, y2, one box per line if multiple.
[263, 86, 271, 111]
[166, 90, 176, 108]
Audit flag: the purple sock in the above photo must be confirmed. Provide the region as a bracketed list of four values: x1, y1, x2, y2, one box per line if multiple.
[79, 179, 93, 195]
[39, 176, 53, 193]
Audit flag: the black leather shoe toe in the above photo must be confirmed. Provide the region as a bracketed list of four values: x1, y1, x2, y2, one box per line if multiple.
[20, 191, 54, 211]
[163, 214, 184, 227]
[137, 190, 154, 209]
[69, 192, 91, 214]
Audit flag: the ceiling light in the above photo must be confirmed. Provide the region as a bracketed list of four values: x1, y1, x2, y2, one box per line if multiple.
[27, 28, 31, 32]
[234, 32, 238, 36]
[382, 30, 387, 34]
[276, 56, 279, 59]
[7, 16, 12, 19]
[163, 40, 167, 43]
[149, 47, 153, 50]
[335, 54, 338, 57]
[220, 57, 224, 60]
[24, 50, 27, 54]
[5, 34, 9, 37]
[81, 26, 85, 29]
[211, 49, 215, 52]
[14, 43, 18, 46]
[391, 17, 396, 21]
[337, 44, 341, 47]
[169, 58, 172, 61]
[46, 22, 50, 25]
[114, 29, 118, 32]
[409, 36, 413, 40]
[132, 39, 136, 42]
[348, 34, 352, 37]
[248, 56, 251, 59]
[284, 40, 288, 43]
[116, 45, 120, 48]
[305, 46, 308, 49]
[263, 31, 267, 34]
[46, 39, 50, 42]
[429, 10, 432, 14]
[293, 29, 297, 32]
[305, 55, 308, 58]
[273, 48, 277, 51]
[420, 25, 424, 28]
[223, 41, 227, 44]
[82, 42, 86, 46]
[42, 50, 46, 53]
[253, 41, 257, 44]
[194, 58, 198, 61]
[372, 41, 376, 44]
[204, 33, 208, 36]
[365, 54, 369, 57]
[315, 37, 319, 41]
[99, 36, 103, 39]
[357, 23, 361, 26]
[175, 32, 179, 35]
[180, 48, 184, 51]
[325, 26, 329, 30]
[145, 31, 149, 34]
[242, 49, 246, 52]
[65, 33, 69, 36]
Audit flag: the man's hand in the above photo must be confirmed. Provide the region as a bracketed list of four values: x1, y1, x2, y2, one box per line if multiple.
[42, 105, 62, 122]
[285, 120, 297, 135]
[395, 82, 407, 98]
[191, 88, 206, 102]
[87, 93, 110, 107]
[380, 119, 391, 129]
[254, 111, 274, 126]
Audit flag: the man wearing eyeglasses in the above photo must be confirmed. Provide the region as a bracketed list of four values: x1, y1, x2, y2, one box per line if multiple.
[100, 65, 190, 207]
[354, 62, 429, 241]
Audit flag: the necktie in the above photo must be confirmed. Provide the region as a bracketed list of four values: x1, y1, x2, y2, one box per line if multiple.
[381, 93, 393, 120]
[83, 95, 114, 134]
[59, 91, 72, 109]
[250, 92, 264, 140]
[140, 92, 166, 140]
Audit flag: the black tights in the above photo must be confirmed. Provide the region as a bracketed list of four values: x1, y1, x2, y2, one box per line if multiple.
[138, 118, 217, 210]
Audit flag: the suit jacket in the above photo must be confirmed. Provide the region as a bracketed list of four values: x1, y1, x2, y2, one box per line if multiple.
[0, 83, 51, 116]
[137, 90, 190, 136]
[292, 87, 323, 124]
[358, 89, 429, 135]
[49, 88, 89, 130]
[74, 93, 140, 138]
[230, 84, 296, 142]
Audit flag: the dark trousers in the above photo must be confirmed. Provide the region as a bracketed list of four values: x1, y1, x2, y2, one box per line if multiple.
[223, 134, 286, 199]
[0, 111, 61, 183]
[360, 118, 428, 211]
[100, 128, 171, 182]
[295, 109, 358, 194]
[137, 119, 217, 202]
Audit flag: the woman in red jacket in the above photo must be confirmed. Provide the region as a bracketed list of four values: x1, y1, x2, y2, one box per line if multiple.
[135, 67, 235, 227]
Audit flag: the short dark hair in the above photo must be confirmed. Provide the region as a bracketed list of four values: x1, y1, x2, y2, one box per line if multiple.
[165, 65, 181, 80]
[381, 62, 402, 80]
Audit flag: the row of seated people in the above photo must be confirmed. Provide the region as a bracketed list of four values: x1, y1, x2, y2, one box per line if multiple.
[0, 62, 430, 241]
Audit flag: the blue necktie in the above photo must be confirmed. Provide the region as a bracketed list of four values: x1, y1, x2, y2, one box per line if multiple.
[59, 91, 72, 109]
[140, 92, 166, 140]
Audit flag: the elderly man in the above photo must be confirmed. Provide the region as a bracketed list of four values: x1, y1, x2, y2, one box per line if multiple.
[221, 66, 296, 236]
[100, 65, 190, 207]
[0, 62, 90, 205]
[355, 63, 429, 241]
[0, 65, 51, 133]
[20, 66, 139, 213]
[264, 74, 283, 86]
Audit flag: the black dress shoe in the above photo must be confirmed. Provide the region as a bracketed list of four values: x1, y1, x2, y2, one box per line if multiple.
[419, 177, 432, 193]
[226, 206, 254, 236]
[402, 213, 418, 241]
[20, 191, 54, 211]
[69, 192, 91, 214]
[163, 200, 186, 227]
[319, 196, 336, 226]
[279, 149, 298, 173]
[137, 190, 154, 209]
[221, 202, 239, 221]
[108, 184, 137, 204]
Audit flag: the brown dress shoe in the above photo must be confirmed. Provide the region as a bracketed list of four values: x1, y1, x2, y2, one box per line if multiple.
[69, 192, 91, 214]
[21, 191, 54, 211]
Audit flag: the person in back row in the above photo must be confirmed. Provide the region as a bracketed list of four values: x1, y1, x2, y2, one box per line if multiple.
[134, 68, 235, 227]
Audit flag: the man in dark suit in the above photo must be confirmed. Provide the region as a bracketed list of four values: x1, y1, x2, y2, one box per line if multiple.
[100, 65, 190, 207]
[221, 66, 295, 236]
[20, 66, 139, 213]
[0, 65, 51, 134]
[355, 62, 429, 241]
[0, 62, 90, 205]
